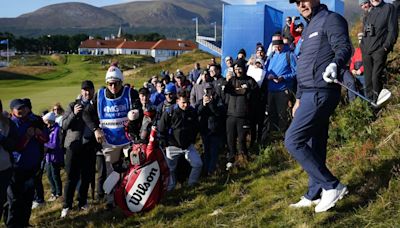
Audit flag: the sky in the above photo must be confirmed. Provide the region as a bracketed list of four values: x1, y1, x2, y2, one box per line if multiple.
[0, 0, 258, 18]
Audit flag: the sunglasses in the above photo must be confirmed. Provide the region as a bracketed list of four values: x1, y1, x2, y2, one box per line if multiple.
[107, 81, 121, 87]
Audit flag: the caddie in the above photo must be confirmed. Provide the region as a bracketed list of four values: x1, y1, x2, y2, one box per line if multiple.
[90, 64, 140, 209]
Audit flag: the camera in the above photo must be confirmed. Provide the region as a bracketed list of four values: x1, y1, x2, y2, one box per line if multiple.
[294, 16, 300, 20]
[364, 24, 375, 37]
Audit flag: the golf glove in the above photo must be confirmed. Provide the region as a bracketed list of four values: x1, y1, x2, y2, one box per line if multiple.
[322, 63, 337, 83]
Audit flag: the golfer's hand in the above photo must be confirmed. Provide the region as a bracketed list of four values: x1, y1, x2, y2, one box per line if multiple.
[292, 99, 300, 117]
[322, 63, 337, 83]
[94, 128, 106, 144]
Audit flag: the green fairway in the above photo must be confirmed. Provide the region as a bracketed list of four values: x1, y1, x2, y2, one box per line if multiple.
[0, 51, 215, 113]
[0, 55, 142, 113]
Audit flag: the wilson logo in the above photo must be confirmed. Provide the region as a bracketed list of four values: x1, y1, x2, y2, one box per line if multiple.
[126, 161, 160, 212]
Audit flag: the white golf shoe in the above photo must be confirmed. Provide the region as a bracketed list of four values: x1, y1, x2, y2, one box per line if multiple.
[315, 183, 348, 213]
[289, 196, 321, 208]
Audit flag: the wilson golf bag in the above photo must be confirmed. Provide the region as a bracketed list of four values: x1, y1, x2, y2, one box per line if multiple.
[114, 127, 169, 216]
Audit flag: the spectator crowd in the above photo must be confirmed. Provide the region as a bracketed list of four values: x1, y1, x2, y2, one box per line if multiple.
[0, 0, 398, 226]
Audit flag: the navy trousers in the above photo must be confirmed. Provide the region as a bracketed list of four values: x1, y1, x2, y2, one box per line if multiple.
[201, 133, 222, 174]
[6, 170, 35, 228]
[0, 168, 12, 221]
[284, 91, 340, 200]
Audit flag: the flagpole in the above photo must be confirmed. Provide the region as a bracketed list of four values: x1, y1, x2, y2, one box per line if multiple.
[7, 39, 9, 66]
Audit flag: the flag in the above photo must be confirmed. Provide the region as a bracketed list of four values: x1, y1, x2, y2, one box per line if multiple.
[0, 39, 8, 45]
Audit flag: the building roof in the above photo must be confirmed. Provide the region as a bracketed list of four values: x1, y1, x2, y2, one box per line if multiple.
[79, 39, 197, 51]
[79, 39, 124, 49]
[116, 41, 157, 49]
[151, 39, 197, 51]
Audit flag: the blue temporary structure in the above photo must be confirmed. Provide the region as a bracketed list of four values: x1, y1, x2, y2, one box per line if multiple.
[220, 0, 345, 71]
[221, 3, 282, 71]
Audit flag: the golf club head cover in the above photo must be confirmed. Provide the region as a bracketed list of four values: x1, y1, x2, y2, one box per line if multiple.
[322, 63, 337, 83]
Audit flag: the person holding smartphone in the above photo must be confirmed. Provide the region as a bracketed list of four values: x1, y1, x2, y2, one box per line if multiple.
[196, 83, 226, 175]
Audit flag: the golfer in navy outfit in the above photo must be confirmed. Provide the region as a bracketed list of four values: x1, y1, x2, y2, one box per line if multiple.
[285, 0, 352, 212]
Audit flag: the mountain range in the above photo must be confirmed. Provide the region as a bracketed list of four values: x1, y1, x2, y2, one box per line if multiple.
[0, 0, 362, 38]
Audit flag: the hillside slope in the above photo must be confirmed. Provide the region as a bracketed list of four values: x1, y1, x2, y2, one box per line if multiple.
[0, 3, 123, 30]
[103, 0, 223, 27]
[22, 42, 400, 227]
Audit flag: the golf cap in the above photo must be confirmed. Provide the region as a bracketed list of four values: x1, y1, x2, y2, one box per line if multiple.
[10, 99, 26, 110]
[81, 80, 94, 90]
[225, 56, 233, 61]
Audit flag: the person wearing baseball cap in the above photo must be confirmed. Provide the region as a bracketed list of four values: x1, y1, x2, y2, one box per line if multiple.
[61, 79, 99, 218]
[223, 56, 234, 78]
[7, 97, 49, 226]
[285, 0, 352, 213]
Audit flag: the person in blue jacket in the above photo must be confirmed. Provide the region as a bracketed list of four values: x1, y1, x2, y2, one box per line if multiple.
[7, 99, 49, 227]
[265, 35, 297, 132]
[285, 0, 352, 213]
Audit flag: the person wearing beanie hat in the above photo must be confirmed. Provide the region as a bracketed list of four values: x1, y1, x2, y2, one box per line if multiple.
[224, 56, 259, 169]
[286, 0, 352, 213]
[85, 65, 141, 211]
[42, 112, 56, 123]
[237, 48, 247, 62]
[105, 65, 124, 83]
[42, 109, 64, 203]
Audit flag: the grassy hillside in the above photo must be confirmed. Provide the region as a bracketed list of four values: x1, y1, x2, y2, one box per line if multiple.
[1, 45, 399, 227]
[0, 51, 214, 113]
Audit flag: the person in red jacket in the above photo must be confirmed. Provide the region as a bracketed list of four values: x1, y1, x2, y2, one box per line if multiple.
[350, 33, 366, 94]
[290, 16, 304, 45]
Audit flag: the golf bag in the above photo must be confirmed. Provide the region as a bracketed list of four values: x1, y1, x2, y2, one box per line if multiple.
[114, 127, 169, 216]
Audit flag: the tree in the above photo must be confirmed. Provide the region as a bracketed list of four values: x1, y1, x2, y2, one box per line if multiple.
[69, 34, 88, 53]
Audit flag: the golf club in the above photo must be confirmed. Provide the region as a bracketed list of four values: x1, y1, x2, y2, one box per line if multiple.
[333, 79, 391, 108]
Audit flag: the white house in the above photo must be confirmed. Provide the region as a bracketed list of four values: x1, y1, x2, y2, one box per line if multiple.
[78, 38, 197, 62]
[78, 39, 123, 55]
[116, 41, 156, 55]
[151, 39, 197, 62]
